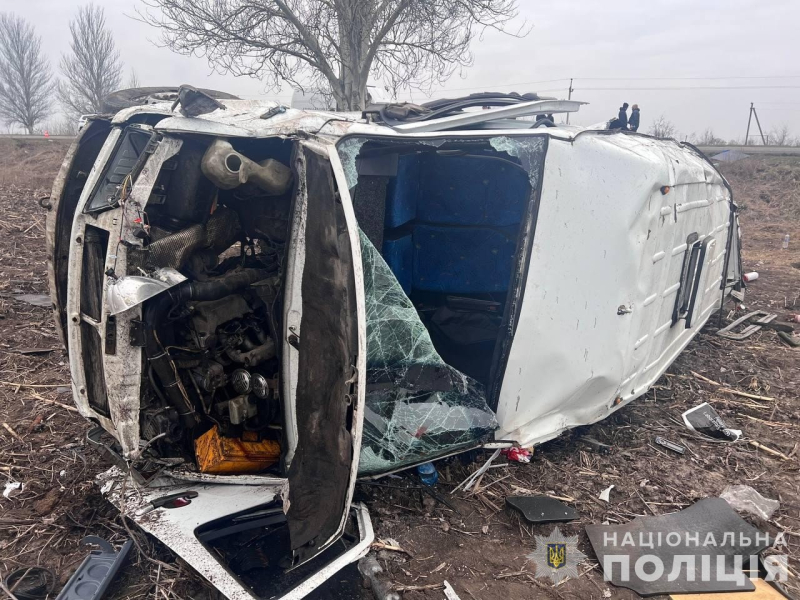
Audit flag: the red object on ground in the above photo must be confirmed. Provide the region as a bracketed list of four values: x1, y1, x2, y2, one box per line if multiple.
[502, 447, 532, 463]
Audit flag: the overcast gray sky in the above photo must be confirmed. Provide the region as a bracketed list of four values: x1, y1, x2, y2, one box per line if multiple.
[10, 0, 800, 141]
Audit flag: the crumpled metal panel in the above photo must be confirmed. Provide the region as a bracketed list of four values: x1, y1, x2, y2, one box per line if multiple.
[495, 132, 734, 446]
[357, 230, 497, 475]
[97, 467, 374, 600]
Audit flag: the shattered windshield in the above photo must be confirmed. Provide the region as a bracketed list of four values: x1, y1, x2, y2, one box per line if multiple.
[358, 230, 498, 475]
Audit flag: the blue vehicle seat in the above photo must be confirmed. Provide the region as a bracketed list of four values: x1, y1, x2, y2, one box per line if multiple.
[382, 153, 530, 294]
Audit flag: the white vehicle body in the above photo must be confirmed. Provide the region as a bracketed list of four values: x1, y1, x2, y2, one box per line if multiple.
[47, 93, 740, 599]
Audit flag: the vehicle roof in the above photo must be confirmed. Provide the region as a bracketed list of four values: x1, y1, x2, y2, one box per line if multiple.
[109, 97, 587, 140]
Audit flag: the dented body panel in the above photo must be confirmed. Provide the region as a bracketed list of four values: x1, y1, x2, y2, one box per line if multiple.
[48, 95, 739, 600]
[495, 133, 733, 445]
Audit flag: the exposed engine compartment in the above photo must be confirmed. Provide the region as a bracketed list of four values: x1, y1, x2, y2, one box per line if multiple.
[120, 133, 294, 474]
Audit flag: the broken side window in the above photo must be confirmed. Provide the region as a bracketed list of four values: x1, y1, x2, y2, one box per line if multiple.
[358, 230, 498, 475]
[673, 232, 702, 325]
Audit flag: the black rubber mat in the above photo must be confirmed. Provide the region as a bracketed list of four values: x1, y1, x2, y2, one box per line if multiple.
[586, 498, 770, 597]
[506, 495, 578, 523]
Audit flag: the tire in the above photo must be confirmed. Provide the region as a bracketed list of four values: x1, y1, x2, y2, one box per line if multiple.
[101, 87, 239, 114]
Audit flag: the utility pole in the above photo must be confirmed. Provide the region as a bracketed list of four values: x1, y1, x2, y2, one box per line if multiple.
[744, 103, 752, 145]
[744, 103, 767, 146]
[752, 104, 767, 145]
[566, 78, 574, 124]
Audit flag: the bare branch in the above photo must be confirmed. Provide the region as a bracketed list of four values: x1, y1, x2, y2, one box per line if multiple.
[58, 4, 124, 117]
[0, 13, 55, 133]
[127, 68, 140, 88]
[135, 0, 525, 110]
[767, 123, 790, 146]
[649, 115, 677, 139]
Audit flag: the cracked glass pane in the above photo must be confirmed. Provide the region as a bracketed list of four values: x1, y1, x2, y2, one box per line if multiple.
[358, 230, 498, 475]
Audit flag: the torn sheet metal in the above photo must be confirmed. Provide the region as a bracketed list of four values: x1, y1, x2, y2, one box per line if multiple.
[390, 99, 584, 133]
[98, 467, 374, 600]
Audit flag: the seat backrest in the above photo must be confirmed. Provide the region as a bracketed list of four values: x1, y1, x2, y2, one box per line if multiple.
[417, 154, 530, 227]
[382, 153, 531, 294]
[413, 225, 519, 293]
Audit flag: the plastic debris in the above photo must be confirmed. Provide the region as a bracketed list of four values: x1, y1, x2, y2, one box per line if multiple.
[416, 462, 439, 486]
[654, 436, 686, 455]
[720, 485, 780, 520]
[742, 272, 759, 282]
[452, 449, 501, 494]
[501, 447, 532, 463]
[443, 581, 462, 600]
[682, 403, 741, 442]
[506, 495, 578, 523]
[3, 481, 23, 499]
[717, 310, 776, 341]
[598, 485, 615, 502]
[55, 536, 133, 600]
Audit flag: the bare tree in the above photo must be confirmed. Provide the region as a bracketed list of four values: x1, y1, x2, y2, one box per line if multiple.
[138, 0, 526, 111]
[692, 128, 725, 146]
[58, 5, 123, 117]
[127, 68, 140, 88]
[45, 117, 79, 136]
[767, 123, 790, 146]
[648, 115, 677, 139]
[0, 14, 55, 133]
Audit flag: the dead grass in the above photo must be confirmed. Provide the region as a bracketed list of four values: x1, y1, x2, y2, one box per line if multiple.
[0, 142, 797, 600]
[721, 156, 800, 220]
[0, 139, 72, 189]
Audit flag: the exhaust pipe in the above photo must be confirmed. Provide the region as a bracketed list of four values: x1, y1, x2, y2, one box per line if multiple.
[201, 139, 292, 195]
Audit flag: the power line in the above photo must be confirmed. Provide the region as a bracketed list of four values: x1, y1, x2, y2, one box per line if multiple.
[441, 78, 570, 93]
[577, 85, 800, 91]
[435, 76, 800, 95]
[574, 75, 800, 81]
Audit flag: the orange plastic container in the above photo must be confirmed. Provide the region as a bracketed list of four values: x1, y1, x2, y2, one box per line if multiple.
[195, 425, 281, 474]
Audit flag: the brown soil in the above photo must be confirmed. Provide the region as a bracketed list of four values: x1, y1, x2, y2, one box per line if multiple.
[0, 142, 797, 600]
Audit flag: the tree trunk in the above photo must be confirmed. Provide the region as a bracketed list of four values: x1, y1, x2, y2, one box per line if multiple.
[334, 73, 367, 111]
[333, 1, 370, 111]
